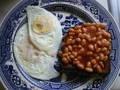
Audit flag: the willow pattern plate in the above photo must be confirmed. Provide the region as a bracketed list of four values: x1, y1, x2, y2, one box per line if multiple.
[0, 0, 120, 90]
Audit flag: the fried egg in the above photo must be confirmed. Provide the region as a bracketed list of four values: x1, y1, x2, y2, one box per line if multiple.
[14, 7, 63, 80]
[26, 6, 62, 56]
[14, 24, 60, 80]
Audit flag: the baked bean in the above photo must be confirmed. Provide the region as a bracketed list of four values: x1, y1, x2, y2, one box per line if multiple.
[72, 51, 78, 57]
[82, 27, 87, 33]
[107, 33, 111, 38]
[103, 31, 111, 38]
[101, 29, 107, 34]
[96, 56, 100, 60]
[77, 63, 85, 69]
[97, 32, 103, 36]
[66, 56, 71, 61]
[74, 60, 80, 64]
[99, 53, 105, 60]
[72, 39, 76, 44]
[68, 52, 71, 55]
[98, 35, 102, 39]
[58, 51, 62, 56]
[98, 27, 101, 31]
[93, 64, 97, 68]
[108, 39, 112, 42]
[84, 34, 91, 41]
[91, 37, 97, 42]
[96, 48, 101, 53]
[76, 38, 81, 42]
[64, 47, 69, 52]
[109, 45, 112, 50]
[94, 54, 97, 57]
[96, 24, 106, 29]
[77, 56, 82, 60]
[68, 45, 72, 51]
[99, 61, 104, 68]
[78, 45, 82, 48]
[66, 39, 73, 44]
[89, 26, 97, 31]
[81, 39, 87, 45]
[91, 59, 97, 64]
[73, 60, 77, 64]
[94, 44, 98, 49]
[69, 32, 75, 35]
[103, 50, 108, 55]
[74, 58, 78, 61]
[63, 34, 68, 38]
[64, 64, 73, 68]
[81, 48, 85, 52]
[97, 41, 102, 46]
[69, 28, 74, 32]
[96, 65, 103, 73]
[86, 51, 93, 56]
[72, 60, 77, 64]
[79, 48, 85, 54]
[84, 23, 96, 26]
[89, 57, 93, 60]
[101, 47, 107, 52]
[69, 36, 73, 39]
[73, 45, 77, 48]
[105, 50, 110, 55]
[76, 30, 82, 33]
[70, 55, 74, 59]
[62, 57, 69, 64]
[74, 25, 82, 30]
[85, 67, 93, 72]
[61, 42, 66, 47]
[101, 39, 110, 46]
[86, 61, 92, 67]
[62, 53, 68, 57]
[79, 33, 86, 39]
[104, 56, 108, 61]
[88, 44, 94, 51]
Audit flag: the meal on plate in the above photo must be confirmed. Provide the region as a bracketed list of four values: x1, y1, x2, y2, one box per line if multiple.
[58, 23, 112, 74]
[14, 6, 62, 80]
[14, 6, 112, 81]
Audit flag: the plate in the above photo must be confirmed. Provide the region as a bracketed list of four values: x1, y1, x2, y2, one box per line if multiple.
[0, 0, 120, 90]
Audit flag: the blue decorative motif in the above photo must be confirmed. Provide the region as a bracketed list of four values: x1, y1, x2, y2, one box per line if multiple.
[0, 0, 120, 90]
[61, 14, 83, 34]
[1, 65, 31, 90]
[11, 75, 21, 86]
[56, 13, 84, 34]
[92, 79, 103, 88]
[83, 78, 104, 90]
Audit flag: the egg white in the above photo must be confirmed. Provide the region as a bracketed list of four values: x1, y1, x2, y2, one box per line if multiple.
[26, 6, 62, 56]
[14, 24, 60, 80]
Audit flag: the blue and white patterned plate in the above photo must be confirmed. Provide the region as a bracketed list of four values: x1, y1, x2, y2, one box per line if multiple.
[0, 0, 120, 90]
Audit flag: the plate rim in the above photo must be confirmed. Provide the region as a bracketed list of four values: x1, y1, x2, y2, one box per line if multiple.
[0, 0, 120, 90]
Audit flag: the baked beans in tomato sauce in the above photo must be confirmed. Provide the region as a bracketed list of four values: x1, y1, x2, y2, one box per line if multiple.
[58, 23, 112, 74]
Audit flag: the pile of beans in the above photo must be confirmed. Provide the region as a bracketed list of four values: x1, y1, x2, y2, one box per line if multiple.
[58, 23, 112, 74]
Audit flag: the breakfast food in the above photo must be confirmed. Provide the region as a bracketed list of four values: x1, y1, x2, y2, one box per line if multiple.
[26, 6, 62, 56]
[14, 6, 62, 80]
[58, 23, 112, 74]
[14, 5, 111, 81]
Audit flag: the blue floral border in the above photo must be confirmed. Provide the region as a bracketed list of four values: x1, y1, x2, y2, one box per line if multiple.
[0, 0, 120, 90]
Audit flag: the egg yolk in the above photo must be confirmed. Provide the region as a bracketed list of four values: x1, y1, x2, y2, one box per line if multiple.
[32, 16, 53, 34]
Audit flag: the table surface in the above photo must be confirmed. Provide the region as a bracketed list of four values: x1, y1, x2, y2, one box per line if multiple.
[0, 0, 119, 90]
